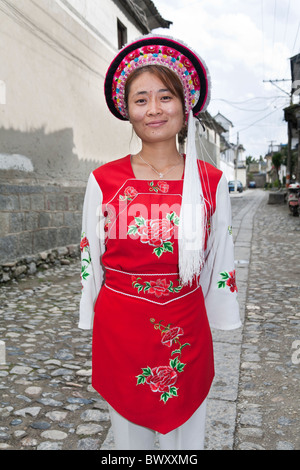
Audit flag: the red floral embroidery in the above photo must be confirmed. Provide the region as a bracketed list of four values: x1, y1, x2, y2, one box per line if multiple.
[136, 319, 190, 403]
[119, 186, 138, 201]
[138, 219, 174, 247]
[80, 233, 91, 286]
[80, 236, 89, 251]
[128, 212, 179, 258]
[217, 270, 238, 292]
[227, 271, 238, 293]
[161, 46, 179, 58]
[145, 366, 178, 393]
[149, 181, 169, 193]
[131, 276, 183, 297]
[148, 279, 170, 297]
[161, 327, 184, 347]
[144, 45, 160, 54]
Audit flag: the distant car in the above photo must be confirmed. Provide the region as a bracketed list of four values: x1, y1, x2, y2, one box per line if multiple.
[228, 180, 243, 193]
[248, 181, 256, 188]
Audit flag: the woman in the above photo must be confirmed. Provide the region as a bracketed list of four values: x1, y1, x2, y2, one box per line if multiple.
[79, 35, 241, 450]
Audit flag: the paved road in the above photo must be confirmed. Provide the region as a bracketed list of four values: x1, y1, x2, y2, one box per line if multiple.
[0, 189, 299, 450]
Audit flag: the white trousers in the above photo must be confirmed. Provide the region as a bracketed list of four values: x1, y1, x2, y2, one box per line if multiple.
[109, 399, 207, 450]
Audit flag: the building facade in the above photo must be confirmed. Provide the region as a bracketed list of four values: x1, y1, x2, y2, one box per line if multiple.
[214, 112, 247, 187]
[0, 0, 170, 275]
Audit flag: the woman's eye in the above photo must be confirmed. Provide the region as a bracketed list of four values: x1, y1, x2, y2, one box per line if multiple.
[161, 95, 172, 101]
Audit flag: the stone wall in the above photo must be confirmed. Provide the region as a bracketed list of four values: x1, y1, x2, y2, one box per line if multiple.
[0, 244, 80, 284]
[0, 182, 85, 282]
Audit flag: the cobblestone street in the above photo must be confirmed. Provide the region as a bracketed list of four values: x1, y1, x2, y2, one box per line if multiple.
[0, 189, 299, 451]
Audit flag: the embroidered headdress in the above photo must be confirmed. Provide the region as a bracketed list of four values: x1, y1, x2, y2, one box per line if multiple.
[104, 34, 211, 286]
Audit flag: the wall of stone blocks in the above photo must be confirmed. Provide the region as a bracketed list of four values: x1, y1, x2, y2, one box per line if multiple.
[0, 183, 85, 265]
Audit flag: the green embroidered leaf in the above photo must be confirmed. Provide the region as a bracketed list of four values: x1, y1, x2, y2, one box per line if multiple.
[174, 285, 183, 292]
[220, 271, 230, 280]
[128, 225, 138, 235]
[180, 343, 191, 351]
[163, 241, 173, 253]
[171, 348, 181, 356]
[170, 357, 179, 369]
[135, 216, 146, 226]
[144, 281, 151, 292]
[160, 392, 170, 403]
[169, 387, 178, 397]
[168, 281, 174, 292]
[173, 216, 180, 226]
[217, 280, 226, 289]
[153, 246, 165, 258]
[81, 272, 90, 280]
[136, 375, 146, 385]
[176, 361, 185, 373]
[142, 367, 152, 377]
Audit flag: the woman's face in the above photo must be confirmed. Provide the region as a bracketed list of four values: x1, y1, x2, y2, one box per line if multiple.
[127, 71, 184, 145]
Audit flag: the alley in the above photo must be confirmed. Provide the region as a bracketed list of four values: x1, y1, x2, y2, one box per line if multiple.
[0, 189, 299, 450]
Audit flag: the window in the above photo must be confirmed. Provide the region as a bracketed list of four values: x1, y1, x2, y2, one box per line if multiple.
[117, 19, 127, 49]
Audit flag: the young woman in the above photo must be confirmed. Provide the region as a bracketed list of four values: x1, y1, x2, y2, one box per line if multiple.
[79, 35, 241, 450]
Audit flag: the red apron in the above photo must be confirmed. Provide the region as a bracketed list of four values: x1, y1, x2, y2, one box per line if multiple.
[91, 156, 221, 434]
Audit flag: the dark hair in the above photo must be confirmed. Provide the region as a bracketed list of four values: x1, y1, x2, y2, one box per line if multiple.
[124, 65, 186, 116]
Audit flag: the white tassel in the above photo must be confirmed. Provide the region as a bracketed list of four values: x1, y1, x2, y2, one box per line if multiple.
[178, 111, 206, 286]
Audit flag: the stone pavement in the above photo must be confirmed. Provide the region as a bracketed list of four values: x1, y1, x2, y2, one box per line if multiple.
[0, 189, 299, 450]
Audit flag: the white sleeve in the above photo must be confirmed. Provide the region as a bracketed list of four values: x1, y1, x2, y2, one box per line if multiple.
[200, 174, 242, 330]
[78, 173, 105, 330]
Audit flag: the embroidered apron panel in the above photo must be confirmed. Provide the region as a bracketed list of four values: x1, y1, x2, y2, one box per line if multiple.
[90, 156, 222, 433]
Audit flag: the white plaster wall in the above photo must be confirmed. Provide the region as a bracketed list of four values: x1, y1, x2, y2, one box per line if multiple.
[220, 160, 235, 182]
[58, 0, 143, 48]
[0, 0, 143, 184]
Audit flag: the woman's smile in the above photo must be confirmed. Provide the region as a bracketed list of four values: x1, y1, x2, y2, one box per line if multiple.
[146, 120, 168, 128]
[127, 72, 184, 143]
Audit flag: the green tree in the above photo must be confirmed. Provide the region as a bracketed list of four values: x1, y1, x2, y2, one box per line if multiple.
[272, 152, 283, 181]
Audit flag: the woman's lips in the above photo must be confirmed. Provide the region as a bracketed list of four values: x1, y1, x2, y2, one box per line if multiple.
[146, 120, 167, 128]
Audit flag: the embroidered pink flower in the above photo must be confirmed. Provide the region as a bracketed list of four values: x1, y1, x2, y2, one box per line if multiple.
[148, 279, 170, 298]
[157, 181, 169, 193]
[120, 186, 138, 201]
[161, 327, 184, 347]
[138, 218, 175, 247]
[128, 212, 179, 258]
[226, 270, 238, 293]
[149, 181, 169, 193]
[125, 186, 138, 198]
[145, 366, 178, 393]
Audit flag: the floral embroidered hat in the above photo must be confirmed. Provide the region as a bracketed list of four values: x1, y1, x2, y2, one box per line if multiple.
[104, 34, 211, 121]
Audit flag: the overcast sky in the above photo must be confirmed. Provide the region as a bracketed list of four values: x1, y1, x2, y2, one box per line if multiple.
[152, 0, 300, 159]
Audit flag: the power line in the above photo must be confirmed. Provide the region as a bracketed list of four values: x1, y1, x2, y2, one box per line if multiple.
[231, 107, 282, 136]
[291, 20, 300, 53]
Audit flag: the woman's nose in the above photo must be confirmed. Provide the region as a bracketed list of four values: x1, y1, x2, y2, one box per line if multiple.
[146, 97, 162, 115]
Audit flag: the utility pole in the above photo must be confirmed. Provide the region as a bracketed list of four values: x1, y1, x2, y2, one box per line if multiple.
[263, 78, 293, 186]
[234, 132, 239, 193]
[268, 140, 275, 185]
